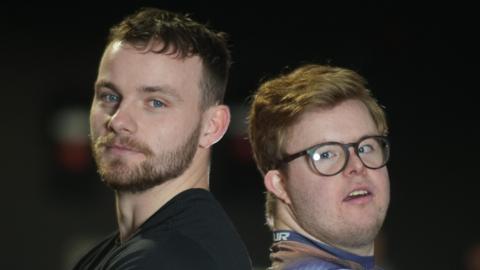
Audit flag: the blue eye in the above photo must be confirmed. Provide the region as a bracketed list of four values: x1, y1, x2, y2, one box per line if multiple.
[151, 99, 165, 108]
[101, 93, 120, 103]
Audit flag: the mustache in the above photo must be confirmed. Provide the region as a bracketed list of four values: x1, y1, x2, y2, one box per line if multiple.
[94, 133, 153, 156]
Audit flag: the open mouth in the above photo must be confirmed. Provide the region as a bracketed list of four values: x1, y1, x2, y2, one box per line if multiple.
[344, 189, 371, 202]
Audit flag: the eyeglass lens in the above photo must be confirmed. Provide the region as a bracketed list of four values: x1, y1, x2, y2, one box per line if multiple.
[310, 136, 389, 175]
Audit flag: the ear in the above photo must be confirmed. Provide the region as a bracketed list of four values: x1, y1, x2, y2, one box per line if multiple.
[198, 105, 231, 148]
[264, 170, 292, 205]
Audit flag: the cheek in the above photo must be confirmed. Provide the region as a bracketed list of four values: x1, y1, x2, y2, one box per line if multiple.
[286, 165, 333, 206]
[381, 169, 390, 189]
[89, 107, 108, 136]
[144, 123, 182, 151]
[375, 168, 390, 202]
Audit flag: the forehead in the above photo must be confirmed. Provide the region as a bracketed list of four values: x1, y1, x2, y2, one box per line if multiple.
[285, 99, 378, 152]
[98, 41, 204, 100]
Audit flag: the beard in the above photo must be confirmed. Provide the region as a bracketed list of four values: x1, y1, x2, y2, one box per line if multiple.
[91, 124, 201, 193]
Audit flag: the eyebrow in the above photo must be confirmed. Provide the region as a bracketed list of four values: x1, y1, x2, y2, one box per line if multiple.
[94, 80, 119, 93]
[140, 85, 183, 102]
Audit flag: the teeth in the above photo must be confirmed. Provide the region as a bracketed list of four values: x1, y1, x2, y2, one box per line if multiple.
[349, 190, 369, 197]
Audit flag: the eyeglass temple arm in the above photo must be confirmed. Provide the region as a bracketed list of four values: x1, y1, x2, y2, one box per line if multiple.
[280, 150, 309, 164]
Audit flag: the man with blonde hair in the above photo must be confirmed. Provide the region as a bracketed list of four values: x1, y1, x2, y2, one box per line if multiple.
[248, 64, 390, 269]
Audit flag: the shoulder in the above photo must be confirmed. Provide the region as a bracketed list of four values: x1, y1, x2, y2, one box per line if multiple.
[140, 229, 251, 270]
[75, 233, 217, 270]
[153, 190, 252, 269]
[72, 232, 117, 270]
[134, 233, 218, 269]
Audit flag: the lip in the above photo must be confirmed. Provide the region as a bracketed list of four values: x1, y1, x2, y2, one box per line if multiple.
[343, 185, 374, 204]
[105, 143, 141, 154]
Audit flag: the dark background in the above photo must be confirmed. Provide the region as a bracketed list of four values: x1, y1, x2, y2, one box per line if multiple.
[1, 2, 478, 269]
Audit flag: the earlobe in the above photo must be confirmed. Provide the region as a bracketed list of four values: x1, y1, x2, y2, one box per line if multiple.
[198, 105, 231, 148]
[264, 170, 291, 204]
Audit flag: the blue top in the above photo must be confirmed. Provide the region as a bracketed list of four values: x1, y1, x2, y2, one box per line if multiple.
[273, 230, 378, 270]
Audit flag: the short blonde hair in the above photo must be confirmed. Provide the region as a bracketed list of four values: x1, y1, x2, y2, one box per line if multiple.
[247, 64, 388, 228]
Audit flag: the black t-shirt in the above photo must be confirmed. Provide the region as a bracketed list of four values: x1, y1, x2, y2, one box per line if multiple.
[73, 189, 252, 269]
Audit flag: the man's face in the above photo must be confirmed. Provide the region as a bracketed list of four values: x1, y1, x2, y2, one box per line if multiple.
[90, 41, 204, 192]
[283, 99, 390, 251]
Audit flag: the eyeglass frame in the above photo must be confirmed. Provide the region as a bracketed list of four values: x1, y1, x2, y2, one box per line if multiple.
[278, 135, 390, 176]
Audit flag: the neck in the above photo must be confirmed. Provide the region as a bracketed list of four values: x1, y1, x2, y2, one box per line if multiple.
[114, 151, 210, 242]
[273, 202, 375, 256]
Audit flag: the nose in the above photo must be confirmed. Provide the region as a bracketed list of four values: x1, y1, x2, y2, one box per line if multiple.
[343, 147, 366, 176]
[107, 105, 137, 134]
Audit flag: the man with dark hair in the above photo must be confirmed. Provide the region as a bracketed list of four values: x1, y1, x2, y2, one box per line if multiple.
[74, 7, 251, 269]
[248, 64, 390, 269]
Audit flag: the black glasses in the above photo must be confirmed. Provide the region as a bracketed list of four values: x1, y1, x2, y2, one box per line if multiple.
[280, 135, 390, 176]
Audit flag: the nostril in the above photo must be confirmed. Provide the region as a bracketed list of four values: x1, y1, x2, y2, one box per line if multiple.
[107, 109, 137, 134]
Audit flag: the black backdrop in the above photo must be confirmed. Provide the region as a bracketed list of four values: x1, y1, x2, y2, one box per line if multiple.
[1, 2, 478, 269]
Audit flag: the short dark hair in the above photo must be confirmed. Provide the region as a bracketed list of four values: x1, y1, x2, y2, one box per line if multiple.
[108, 7, 231, 108]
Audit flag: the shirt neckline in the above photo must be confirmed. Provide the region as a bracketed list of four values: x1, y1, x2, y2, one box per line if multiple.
[273, 230, 376, 269]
